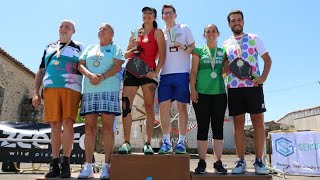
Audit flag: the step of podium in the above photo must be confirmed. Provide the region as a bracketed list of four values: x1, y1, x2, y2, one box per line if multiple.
[191, 171, 273, 180]
[111, 153, 190, 180]
[36, 173, 101, 180]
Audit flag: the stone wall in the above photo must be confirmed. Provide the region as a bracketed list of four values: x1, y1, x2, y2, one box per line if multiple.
[0, 53, 35, 121]
[0, 83, 4, 117]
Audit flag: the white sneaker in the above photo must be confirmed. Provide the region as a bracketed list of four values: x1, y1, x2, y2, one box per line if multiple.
[78, 163, 94, 179]
[100, 163, 110, 180]
[254, 158, 269, 175]
[231, 159, 247, 174]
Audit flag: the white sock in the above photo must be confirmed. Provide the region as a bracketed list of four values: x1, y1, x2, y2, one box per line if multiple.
[163, 134, 171, 143]
[104, 163, 110, 168]
[86, 163, 92, 169]
[179, 135, 186, 143]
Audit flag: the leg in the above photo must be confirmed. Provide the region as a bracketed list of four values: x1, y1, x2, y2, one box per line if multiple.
[211, 94, 227, 161]
[250, 113, 265, 159]
[122, 86, 139, 142]
[233, 114, 246, 159]
[177, 102, 188, 137]
[84, 114, 99, 163]
[141, 83, 157, 143]
[159, 100, 172, 135]
[101, 114, 115, 163]
[50, 121, 62, 159]
[192, 94, 211, 160]
[61, 118, 75, 157]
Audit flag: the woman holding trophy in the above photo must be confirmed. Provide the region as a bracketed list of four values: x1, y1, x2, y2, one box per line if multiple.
[118, 6, 166, 155]
[77, 23, 125, 179]
[190, 24, 228, 174]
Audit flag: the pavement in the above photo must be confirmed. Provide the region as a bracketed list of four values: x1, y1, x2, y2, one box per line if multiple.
[0, 154, 319, 180]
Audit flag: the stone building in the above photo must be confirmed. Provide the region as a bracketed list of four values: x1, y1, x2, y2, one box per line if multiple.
[276, 106, 320, 130]
[0, 47, 39, 122]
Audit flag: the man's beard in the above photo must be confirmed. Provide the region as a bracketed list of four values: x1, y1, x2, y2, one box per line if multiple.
[231, 27, 243, 35]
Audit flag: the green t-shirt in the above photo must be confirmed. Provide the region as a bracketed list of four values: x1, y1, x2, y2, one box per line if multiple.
[193, 46, 226, 95]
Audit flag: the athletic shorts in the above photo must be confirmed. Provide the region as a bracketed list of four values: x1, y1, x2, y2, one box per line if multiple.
[228, 86, 266, 116]
[43, 88, 81, 123]
[123, 70, 158, 87]
[158, 73, 190, 103]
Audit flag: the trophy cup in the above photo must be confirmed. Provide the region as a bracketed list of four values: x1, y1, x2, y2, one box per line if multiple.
[131, 29, 140, 53]
[169, 28, 178, 52]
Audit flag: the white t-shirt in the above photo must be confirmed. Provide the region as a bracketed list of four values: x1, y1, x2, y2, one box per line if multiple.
[160, 24, 195, 75]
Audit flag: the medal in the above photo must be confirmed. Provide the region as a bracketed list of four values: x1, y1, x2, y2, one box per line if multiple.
[53, 60, 60, 65]
[236, 59, 244, 67]
[94, 45, 102, 67]
[210, 72, 217, 79]
[93, 60, 100, 67]
[55, 40, 71, 65]
[205, 45, 218, 79]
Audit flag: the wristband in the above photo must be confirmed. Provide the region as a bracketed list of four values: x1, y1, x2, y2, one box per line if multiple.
[183, 45, 188, 50]
[102, 73, 106, 79]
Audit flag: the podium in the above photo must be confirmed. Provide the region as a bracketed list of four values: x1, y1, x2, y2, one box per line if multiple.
[191, 171, 272, 180]
[110, 154, 190, 180]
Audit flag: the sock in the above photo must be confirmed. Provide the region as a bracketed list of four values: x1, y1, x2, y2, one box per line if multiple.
[86, 163, 92, 169]
[178, 135, 186, 143]
[63, 156, 70, 164]
[163, 134, 170, 143]
[52, 158, 59, 165]
[104, 163, 110, 168]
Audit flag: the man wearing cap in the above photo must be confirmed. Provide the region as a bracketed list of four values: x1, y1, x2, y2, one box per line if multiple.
[158, 4, 195, 154]
[32, 20, 84, 178]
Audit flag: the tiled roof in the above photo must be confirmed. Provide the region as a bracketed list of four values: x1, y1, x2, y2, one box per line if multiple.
[0, 47, 35, 77]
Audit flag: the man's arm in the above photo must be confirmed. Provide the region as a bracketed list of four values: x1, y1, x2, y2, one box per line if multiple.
[32, 68, 45, 110]
[253, 52, 272, 86]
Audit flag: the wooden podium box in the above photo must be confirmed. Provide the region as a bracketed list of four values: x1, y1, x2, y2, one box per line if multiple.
[110, 154, 190, 180]
[191, 171, 273, 180]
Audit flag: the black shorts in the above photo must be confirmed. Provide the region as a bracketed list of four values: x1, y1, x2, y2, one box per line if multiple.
[228, 86, 266, 116]
[123, 70, 158, 87]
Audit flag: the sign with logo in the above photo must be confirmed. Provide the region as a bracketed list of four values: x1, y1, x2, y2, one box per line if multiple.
[271, 131, 320, 175]
[0, 121, 85, 164]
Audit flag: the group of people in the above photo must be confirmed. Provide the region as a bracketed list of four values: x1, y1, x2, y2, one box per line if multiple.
[32, 4, 272, 179]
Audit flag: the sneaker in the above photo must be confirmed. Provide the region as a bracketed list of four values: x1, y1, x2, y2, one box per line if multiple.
[143, 142, 154, 155]
[214, 160, 227, 174]
[45, 161, 60, 178]
[158, 139, 173, 154]
[254, 158, 269, 175]
[175, 141, 187, 154]
[78, 163, 94, 179]
[194, 159, 206, 174]
[60, 161, 71, 178]
[100, 164, 110, 180]
[231, 159, 247, 174]
[118, 142, 132, 154]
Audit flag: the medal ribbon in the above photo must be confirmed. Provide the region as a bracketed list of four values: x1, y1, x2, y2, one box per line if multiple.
[56, 40, 71, 59]
[205, 45, 217, 73]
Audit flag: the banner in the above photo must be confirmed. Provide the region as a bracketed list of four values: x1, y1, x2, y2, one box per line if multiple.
[0, 121, 85, 164]
[271, 131, 320, 175]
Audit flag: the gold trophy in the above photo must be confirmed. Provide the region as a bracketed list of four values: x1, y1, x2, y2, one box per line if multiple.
[169, 28, 178, 52]
[131, 29, 140, 53]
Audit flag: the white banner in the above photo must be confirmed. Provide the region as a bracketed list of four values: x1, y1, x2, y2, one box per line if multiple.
[271, 131, 320, 175]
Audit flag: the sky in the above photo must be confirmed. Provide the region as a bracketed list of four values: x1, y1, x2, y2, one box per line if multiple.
[0, 0, 319, 122]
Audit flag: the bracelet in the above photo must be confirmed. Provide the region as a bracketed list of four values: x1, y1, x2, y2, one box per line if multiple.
[102, 73, 106, 79]
[183, 45, 188, 50]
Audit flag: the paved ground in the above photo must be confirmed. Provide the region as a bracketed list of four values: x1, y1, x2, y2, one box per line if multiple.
[0, 154, 319, 180]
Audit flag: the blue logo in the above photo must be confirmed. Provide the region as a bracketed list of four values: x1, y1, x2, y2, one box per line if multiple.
[145, 177, 152, 180]
[275, 137, 294, 157]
